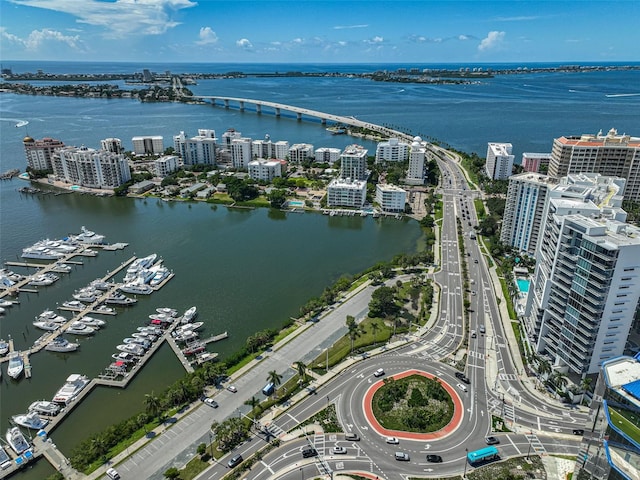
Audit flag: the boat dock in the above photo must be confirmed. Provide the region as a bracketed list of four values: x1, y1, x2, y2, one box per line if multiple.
[200, 331, 229, 345]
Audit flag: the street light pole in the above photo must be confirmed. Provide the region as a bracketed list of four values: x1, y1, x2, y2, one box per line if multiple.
[463, 448, 468, 479]
[209, 432, 213, 461]
[526, 426, 533, 460]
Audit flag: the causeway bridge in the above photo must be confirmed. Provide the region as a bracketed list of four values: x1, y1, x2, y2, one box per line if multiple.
[173, 76, 416, 143]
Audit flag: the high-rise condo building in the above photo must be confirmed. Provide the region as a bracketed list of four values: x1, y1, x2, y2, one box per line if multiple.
[101, 138, 124, 154]
[524, 175, 639, 376]
[485, 142, 514, 180]
[327, 178, 367, 208]
[288, 144, 314, 164]
[314, 148, 341, 164]
[52, 146, 131, 188]
[154, 155, 179, 178]
[132, 136, 164, 156]
[375, 138, 409, 163]
[23, 136, 64, 171]
[248, 159, 282, 182]
[375, 184, 407, 213]
[184, 133, 217, 166]
[548, 128, 640, 201]
[230, 137, 253, 169]
[339, 144, 368, 181]
[406, 137, 426, 185]
[500, 173, 558, 255]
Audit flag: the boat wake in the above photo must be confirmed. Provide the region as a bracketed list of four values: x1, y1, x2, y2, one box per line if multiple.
[605, 93, 640, 98]
[15, 120, 29, 127]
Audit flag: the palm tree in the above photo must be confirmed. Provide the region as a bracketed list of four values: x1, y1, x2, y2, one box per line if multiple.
[244, 396, 260, 411]
[144, 391, 162, 419]
[294, 361, 307, 384]
[346, 315, 360, 354]
[371, 321, 380, 347]
[267, 370, 283, 398]
[552, 372, 568, 393]
[535, 355, 551, 380]
[580, 376, 593, 394]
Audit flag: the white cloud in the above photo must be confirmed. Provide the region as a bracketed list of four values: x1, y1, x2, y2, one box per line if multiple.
[364, 36, 383, 45]
[196, 27, 218, 45]
[8, 0, 196, 37]
[1, 26, 82, 51]
[236, 38, 253, 49]
[333, 24, 368, 30]
[478, 31, 505, 52]
[493, 15, 541, 22]
[459, 34, 469, 41]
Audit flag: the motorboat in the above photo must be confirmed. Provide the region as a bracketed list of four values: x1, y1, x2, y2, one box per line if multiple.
[177, 321, 204, 332]
[52, 374, 90, 404]
[112, 352, 138, 363]
[107, 361, 128, 375]
[65, 322, 96, 336]
[33, 321, 61, 331]
[182, 306, 197, 323]
[7, 352, 24, 379]
[116, 344, 145, 356]
[149, 265, 170, 286]
[22, 246, 64, 260]
[73, 226, 105, 244]
[5, 427, 30, 454]
[173, 330, 198, 342]
[11, 411, 48, 430]
[183, 343, 206, 355]
[28, 400, 61, 416]
[137, 326, 162, 335]
[0, 274, 15, 288]
[132, 332, 157, 341]
[37, 310, 67, 323]
[89, 279, 112, 291]
[0, 299, 14, 307]
[105, 293, 137, 305]
[28, 272, 60, 286]
[0, 269, 24, 283]
[118, 282, 153, 295]
[0, 339, 9, 356]
[148, 312, 174, 322]
[53, 263, 72, 273]
[123, 337, 150, 349]
[61, 300, 85, 311]
[93, 305, 115, 315]
[45, 337, 80, 353]
[72, 288, 99, 303]
[123, 253, 157, 282]
[196, 352, 219, 364]
[156, 307, 177, 317]
[77, 316, 106, 327]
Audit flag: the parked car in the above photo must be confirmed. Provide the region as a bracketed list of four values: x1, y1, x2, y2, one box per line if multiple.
[373, 368, 385, 377]
[485, 436, 500, 445]
[203, 398, 218, 408]
[426, 454, 443, 463]
[227, 385, 237, 393]
[345, 432, 360, 441]
[227, 454, 243, 468]
[106, 468, 120, 480]
[332, 446, 347, 454]
[386, 436, 399, 444]
[573, 429, 585, 435]
[479, 325, 486, 334]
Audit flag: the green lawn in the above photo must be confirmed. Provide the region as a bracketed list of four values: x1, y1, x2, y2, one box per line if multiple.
[608, 406, 640, 445]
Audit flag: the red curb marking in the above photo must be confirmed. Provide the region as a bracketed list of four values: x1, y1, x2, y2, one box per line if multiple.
[362, 369, 464, 440]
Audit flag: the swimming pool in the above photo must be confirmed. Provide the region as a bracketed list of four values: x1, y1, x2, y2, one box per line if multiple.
[287, 200, 305, 208]
[516, 278, 530, 293]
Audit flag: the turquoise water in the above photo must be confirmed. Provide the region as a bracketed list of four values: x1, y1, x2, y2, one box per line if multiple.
[287, 200, 305, 207]
[517, 278, 530, 293]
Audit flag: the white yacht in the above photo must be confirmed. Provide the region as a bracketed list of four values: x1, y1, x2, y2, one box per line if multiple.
[5, 427, 30, 455]
[105, 293, 137, 305]
[53, 263, 72, 273]
[52, 374, 90, 405]
[11, 411, 49, 430]
[21, 246, 64, 260]
[112, 352, 138, 363]
[37, 310, 67, 323]
[122, 337, 150, 349]
[33, 321, 61, 331]
[77, 316, 106, 327]
[132, 332, 157, 341]
[0, 299, 14, 308]
[28, 400, 61, 416]
[116, 344, 145, 356]
[156, 307, 177, 317]
[0, 339, 9, 356]
[7, 352, 24, 379]
[173, 330, 198, 342]
[72, 288, 99, 303]
[177, 321, 204, 332]
[93, 305, 115, 315]
[123, 253, 157, 282]
[28, 273, 60, 286]
[89, 279, 112, 291]
[148, 312, 174, 322]
[61, 300, 86, 311]
[119, 282, 153, 295]
[182, 306, 198, 323]
[149, 265, 170, 286]
[45, 337, 80, 352]
[137, 325, 162, 335]
[74, 226, 105, 244]
[66, 322, 96, 336]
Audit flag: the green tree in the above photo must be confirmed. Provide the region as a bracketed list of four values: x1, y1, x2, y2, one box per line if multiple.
[212, 417, 250, 452]
[245, 395, 260, 412]
[371, 321, 381, 347]
[267, 189, 287, 208]
[294, 361, 308, 383]
[266, 370, 283, 397]
[346, 316, 360, 354]
[163, 466, 180, 479]
[144, 391, 162, 418]
[368, 286, 399, 318]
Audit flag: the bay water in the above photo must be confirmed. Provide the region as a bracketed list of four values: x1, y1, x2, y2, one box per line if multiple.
[0, 62, 638, 477]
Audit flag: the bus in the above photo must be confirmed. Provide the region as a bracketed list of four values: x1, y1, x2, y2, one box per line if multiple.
[467, 446, 499, 465]
[262, 382, 275, 396]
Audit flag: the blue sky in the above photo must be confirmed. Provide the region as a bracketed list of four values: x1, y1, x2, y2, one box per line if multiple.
[1, 0, 638, 63]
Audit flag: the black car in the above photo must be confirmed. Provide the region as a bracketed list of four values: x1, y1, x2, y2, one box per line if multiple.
[573, 429, 585, 435]
[227, 454, 243, 468]
[345, 433, 360, 441]
[485, 436, 500, 445]
[426, 454, 443, 463]
[454, 372, 470, 384]
[302, 448, 318, 458]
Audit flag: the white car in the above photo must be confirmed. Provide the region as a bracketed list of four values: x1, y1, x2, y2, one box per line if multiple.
[373, 368, 385, 377]
[456, 383, 468, 392]
[106, 468, 121, 480]
[385, 436, 399, 444]
[227, 385, 237, 393]
[203, 398, 218, 408]
[332, 446, 347, 454]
